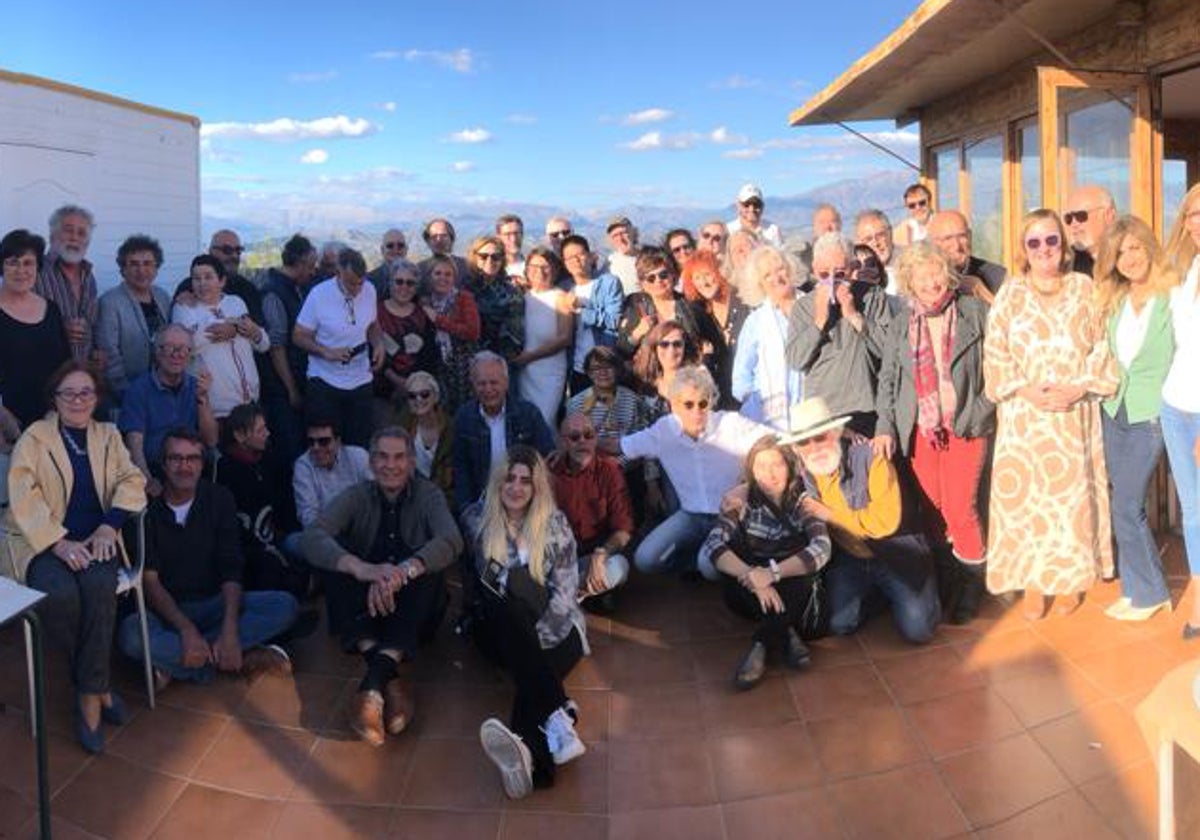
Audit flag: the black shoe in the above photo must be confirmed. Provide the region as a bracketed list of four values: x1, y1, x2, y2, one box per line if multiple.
[950, 563, 986, 625]
[734, 641, 767, 691]
[783, 628, 812, 671]
[582, 591, 616, 615]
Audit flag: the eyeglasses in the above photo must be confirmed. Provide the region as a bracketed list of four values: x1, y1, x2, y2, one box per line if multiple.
[860, 229, 889, 244]
[527, 262, 552, 274]
[548, 229, 572, 239]
[1063, 208, 1101, 225]
[477, 251, 503, 262]
[394, 278, 418, 288]
[643, 269, 672, 284]
[408, 390, 433, 401]
[679, 399, 710, 411]
[158, 343, 191, 357]
[815, 269, 849, 281]
[384, 241, 407, 250]
[2, 256, 38, 271]
[306, 435, 334, 447]
[906, 199, 929, 210]
[165, 453, 204, 465]
[566, 430, 597, 442]
[213, 244, 245, 256]
[55, 388, 96, 402]
[657, 339, 685, 350]
[1025, 234, 1061, 251]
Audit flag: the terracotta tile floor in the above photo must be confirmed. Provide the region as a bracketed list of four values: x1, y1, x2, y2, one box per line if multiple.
[4, 538, 1200, 838]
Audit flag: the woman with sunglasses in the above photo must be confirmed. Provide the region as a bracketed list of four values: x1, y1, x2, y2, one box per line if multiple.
[983, 209, 1117, 620]
[682, 251, 750, 410]
[632, 320, 701, 417]
[616, 247, 700, 360]
[662, 228, 697, 276]
[374, 259, 440, 425]
[401, 370, 454, 506]
[4, 361, 146, 752]
[513, 247, 572, 427]
[465, 235, 525, 365]
[894, 183, 933, 248]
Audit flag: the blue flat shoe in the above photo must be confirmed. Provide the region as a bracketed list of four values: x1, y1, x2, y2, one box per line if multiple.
[1183, 623, 1200, 641]
[100, 692, 131, 727]
[75, 699, 104, 754]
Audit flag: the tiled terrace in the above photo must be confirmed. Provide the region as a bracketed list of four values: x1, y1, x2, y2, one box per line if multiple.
[2, 540, 1199, 839]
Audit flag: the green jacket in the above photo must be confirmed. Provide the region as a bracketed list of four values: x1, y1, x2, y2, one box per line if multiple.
[1104, 294, 1174, 423]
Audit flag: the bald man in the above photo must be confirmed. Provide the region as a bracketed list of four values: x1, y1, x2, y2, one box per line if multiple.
[1063, 184, 1117, 277]
[926, 211, 1006, 301]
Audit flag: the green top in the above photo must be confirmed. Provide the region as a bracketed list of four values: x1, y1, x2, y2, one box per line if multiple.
[1104, 294, 1174, 423]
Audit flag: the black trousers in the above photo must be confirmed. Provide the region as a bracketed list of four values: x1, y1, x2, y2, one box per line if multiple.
[26, 551, 119, 694]
[721, 572, 823, 648]
[305, 378, 374, 448]
[473, 589, 583, 787]
[323, 570, 445, 657]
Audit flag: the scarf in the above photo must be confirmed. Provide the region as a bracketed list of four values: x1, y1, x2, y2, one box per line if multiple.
[908, 291, 957, 450]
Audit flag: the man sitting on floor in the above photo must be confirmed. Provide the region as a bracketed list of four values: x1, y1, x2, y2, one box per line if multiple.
[300, 426, 463, 746]
[118, 429, 299, 690]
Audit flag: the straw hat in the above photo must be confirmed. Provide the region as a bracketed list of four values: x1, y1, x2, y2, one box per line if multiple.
[777, 397, 851, 445]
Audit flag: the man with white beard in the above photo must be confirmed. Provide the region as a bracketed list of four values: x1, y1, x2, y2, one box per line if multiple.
[38, 204, 101, 363]
[777, 398, 939, 644]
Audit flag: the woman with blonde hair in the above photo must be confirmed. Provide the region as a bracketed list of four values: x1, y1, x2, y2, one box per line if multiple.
[1162, 184, 1200, 636]
[462, 445, 588, 800]
[983, 209, 1117, 620]
[1093, 216, 1178, 621]
[400, 370, 453, 505]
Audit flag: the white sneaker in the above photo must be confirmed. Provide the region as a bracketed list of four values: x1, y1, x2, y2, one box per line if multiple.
[480, 718, 533, 799]
[543, 707, 586, 766]
[1104, 597, 1132, 619]
[1114, 599, 1172, 622]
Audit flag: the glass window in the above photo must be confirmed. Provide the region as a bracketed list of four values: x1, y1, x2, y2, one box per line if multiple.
[1162, 158, 1188, 236]
[934, 145, 960, 211]
[1058, 89, 1134, 212]
[965, 135, 1004, 264]
[1018, 122, 1041, 213]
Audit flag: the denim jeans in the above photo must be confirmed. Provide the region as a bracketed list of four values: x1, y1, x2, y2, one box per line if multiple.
[576, 552, 631, 597]
[1162, 402, 1200, 576]
[1103, 407, 1169, 606]
[825, 542, 939, 644]
[118, 590, 299, 682]
[634, 511, 720, 580]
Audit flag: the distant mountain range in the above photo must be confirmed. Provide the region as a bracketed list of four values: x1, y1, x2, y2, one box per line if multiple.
[206, 169, 915, 264]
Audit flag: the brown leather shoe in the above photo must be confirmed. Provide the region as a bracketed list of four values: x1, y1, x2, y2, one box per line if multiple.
[242, 644, 293, 678]
[351, 690, 386, 747]
[383, 678, 415, 735]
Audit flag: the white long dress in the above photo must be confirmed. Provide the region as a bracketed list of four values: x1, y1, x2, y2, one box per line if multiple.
[518, 287, 568, 426]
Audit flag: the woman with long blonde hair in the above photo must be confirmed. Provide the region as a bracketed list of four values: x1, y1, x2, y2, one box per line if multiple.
[462, 445, 589, 800]
[1161, 184, 1200, 637]
[1093, 216, 1178, 622]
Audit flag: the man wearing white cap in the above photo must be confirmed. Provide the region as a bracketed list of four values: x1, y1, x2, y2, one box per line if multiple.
[727, 184, 783, 248]
[778, 397, 938, 644]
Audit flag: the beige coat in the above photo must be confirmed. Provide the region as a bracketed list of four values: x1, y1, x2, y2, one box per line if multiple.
[2, 415, 146, 582]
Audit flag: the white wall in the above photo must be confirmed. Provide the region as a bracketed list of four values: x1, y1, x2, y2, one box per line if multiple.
[0, 75, 200, 294]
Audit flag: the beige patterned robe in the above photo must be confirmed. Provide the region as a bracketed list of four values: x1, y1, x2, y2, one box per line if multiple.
[983, 273, 1118, 594]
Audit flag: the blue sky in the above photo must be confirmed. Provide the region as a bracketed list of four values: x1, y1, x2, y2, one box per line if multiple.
[8, 1, 920, 225]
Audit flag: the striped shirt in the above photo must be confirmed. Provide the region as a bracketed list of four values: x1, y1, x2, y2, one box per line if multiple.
[37, 254, 99, 361]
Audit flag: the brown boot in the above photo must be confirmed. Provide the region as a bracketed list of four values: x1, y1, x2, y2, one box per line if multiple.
[383, 678, 415, 735]
[242, 644, 293, 678]
[351, 690, 386, 747]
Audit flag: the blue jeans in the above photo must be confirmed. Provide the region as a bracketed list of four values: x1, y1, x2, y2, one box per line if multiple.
[1103, 407, 1169, 606]
[634, 511, 719, 580]
[119, 591, 299, 682]
[1162, 402, 1200, 576]
[825, 541, 939, 644]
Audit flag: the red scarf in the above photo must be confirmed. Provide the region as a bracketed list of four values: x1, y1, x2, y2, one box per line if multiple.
[908, 291, 957, 449]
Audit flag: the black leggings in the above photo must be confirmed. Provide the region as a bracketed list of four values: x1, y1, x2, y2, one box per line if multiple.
[721, 571, 824, 648]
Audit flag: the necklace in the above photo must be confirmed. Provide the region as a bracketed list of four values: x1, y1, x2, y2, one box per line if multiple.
[60, 424, 87, 457]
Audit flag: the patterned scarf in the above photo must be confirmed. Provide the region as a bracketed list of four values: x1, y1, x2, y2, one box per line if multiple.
[428, 289, 456, 361]
[908, 291, 957, 450]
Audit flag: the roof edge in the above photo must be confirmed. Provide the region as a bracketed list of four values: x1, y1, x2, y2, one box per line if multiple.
[0, 69, 200, 128]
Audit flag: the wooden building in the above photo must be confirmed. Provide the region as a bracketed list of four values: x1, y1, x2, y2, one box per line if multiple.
[789, 0, 1200, 270]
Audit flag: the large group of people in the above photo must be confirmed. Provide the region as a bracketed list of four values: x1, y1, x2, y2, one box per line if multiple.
[2, 178, 1200, 802]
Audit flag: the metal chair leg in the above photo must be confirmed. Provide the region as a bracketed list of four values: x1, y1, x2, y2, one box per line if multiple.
[24, 621, 36, 739]
[135, 580, 155, 709]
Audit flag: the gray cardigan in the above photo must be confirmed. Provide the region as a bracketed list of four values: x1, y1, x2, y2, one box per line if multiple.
[97, 283, 172, 397]
[299, 477, 463, 573]
[874, 295, 995, 455]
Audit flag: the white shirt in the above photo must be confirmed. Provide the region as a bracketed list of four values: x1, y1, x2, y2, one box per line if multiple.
[1115, 296, 1157, 370]
[620, 411, 773, 514]
[727, 217, 783, 248]
[572, 279, 597, 372]
[296, 278, 377, 390]
[482, 404, 507, 472]
[608, 252, 640, 297]
[172, 295, 269, 417]
[1163, 257, 1200, 412]
[413, 430, 437, 479]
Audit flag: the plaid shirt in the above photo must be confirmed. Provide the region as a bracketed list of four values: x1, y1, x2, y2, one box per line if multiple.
[703, 486, 832, 575]
[37, 254, 98, 361]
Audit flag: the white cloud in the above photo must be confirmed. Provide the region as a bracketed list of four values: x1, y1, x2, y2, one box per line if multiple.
[709, 126, 749, 145]
[446, 127, 492, 144]
[711, 74, 762, 90]
[300, 149, 329, 164]
[372, 47, 474, 73]
[620, 131, 700, 152]
[287, 70, 338, 83]
[201, 115, 377, 141]
[723, 148, 763, 160]
[314, 166, 414, 186]
[450, 161, 476, 173]
[622, 108, 674, 126]
[381, 101, 397, 113]
[506, 113, 538, 125]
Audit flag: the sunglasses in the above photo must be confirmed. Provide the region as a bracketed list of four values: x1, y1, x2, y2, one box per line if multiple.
[566, 430, 597, 442]
[213, 244, 245, 255]
[1025, 234, 1061, 251]
[906, 199, 929, 210]
[1063, 210, 1092, 225]
[548, 229, 572, 238]
[307, 435, 334, 447]
[815, 269, 849, 282]
[700, 231, 725, 241]
[740, 200, 764, 210]
[670, 243, 695, 255]
[643, 269, 672, 283]
[679, 399, 710, 411]
[408, 390, 433, 400]
[384, 241, 407, 250]
[657, 339, 685, 350]
[477, 251, 503, 262]
[394, 278, 419, 288]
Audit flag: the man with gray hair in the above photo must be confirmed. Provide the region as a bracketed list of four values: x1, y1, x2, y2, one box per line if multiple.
[173, 229, 265, 323]
[788, 233, 891, 434]
[366, 229, 408, 299]
[451, 351, 555, 514]
[38, 204, 100, 362]
[1063, 183, 1117, 277]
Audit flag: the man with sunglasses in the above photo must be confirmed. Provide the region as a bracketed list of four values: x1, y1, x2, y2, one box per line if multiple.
[1063, 184, 1117, 277]
[727, 183, 782, 248]
[697, 221, 728, 259]
[293, 415, 372, 529]
[173, 230, 266, 324]
[366, 229, 408, 300]
[606, 215, 641, 296]
[550, 413, 632, 608]
[895, 184, 933, 248]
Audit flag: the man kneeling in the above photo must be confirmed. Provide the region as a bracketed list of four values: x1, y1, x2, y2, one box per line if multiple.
[784, 398, 939, 644]
[118, 430, 299, 690]
[300, 426, 463, 746]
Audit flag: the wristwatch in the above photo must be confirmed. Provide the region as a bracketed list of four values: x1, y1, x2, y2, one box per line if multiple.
[768, 560, 781, 583]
